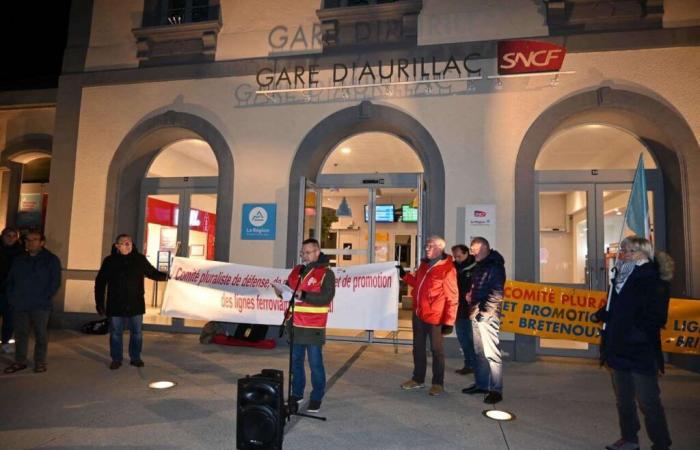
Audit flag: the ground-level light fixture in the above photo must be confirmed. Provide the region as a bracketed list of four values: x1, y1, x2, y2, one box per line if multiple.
[8, 339, 15, 344]
[482, 409, 515, 421]
[149, 381, 176, 390]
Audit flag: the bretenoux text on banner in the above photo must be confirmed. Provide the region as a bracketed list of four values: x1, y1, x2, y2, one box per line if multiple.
[161, 258, 399, 331]
[500, 280, 700, 356]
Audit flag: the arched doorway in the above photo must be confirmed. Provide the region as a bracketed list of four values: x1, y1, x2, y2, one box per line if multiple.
[286, 101, 445, 267]
[0, 134, 53, 233]
[535, 124, 664, 357]
[105, 111, 233, 331]
[513, 87, 697, 361]
[289, 102, 443, 343]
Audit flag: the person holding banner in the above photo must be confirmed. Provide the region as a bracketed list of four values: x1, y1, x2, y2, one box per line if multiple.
[399, 236, 458, 396]
[281, 238, 335, 414]
[94, 234, 168, 370]
[593, 236, 673, 450]
[461, 237, 505, 404]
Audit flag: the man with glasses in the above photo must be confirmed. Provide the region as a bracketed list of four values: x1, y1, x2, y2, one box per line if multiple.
[278, 238, 335, 413]
[95, 234, 168, 370]
[398, 236, 458, 396]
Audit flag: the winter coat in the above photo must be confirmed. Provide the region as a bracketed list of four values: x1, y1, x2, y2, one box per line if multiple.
[7, 248, 62, 312]
[468, 250, 506, 319]
[595, 256, 672, 375]
[286, 253, 335, 346]
[0, 242, 25, 299]
[94, 250, 167, 317]
[454, 255, 477, 319]
[402, 254, 458, 326]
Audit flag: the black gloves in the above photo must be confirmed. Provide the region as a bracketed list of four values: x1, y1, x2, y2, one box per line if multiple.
[441, 325, 454, 336]
[396, 265, 406, 278]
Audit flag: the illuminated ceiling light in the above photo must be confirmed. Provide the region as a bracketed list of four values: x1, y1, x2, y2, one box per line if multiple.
[425, 85, 433, 94]
[550, 74, 560, 87]
[342, 89, 350, 99]
[467, 80, 476, 92]
[482, 409, 515, 421]
[336, 197, 352, 217]
[8, 339, 15, 344]
[614, 208, 622, 216]
[340, 147, 351, 155]
[149, 381, 176, 390]
[495, 78, 503, 90]
[384, 86, 393, 96]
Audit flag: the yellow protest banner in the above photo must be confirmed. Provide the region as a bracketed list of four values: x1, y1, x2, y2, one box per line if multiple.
[499, 280, 700, 355]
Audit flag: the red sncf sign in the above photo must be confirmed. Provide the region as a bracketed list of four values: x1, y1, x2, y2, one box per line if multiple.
[473, 210, 487, 217]
[498, 40, 566, 75]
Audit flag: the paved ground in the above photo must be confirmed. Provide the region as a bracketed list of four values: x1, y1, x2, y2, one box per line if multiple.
[1, 330, 698, 450]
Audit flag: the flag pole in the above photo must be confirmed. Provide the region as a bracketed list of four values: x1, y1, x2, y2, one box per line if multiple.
[602, 153, 646, 327]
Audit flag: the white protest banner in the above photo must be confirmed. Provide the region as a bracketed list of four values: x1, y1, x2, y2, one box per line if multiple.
[161, 258, 399, 331]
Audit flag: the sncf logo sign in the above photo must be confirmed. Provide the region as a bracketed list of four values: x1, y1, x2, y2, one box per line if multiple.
[498, 40, 567, 75]
[473, 210, 487, 218]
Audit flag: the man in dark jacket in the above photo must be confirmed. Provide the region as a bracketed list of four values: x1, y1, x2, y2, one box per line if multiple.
[451, 244, 477, 375]
[95, 234, 168, 370]
[278, 238, 335, 414]
[0, 227, 24, 353]
[3, 230, 61, 374]
[461, 237, 506, 404]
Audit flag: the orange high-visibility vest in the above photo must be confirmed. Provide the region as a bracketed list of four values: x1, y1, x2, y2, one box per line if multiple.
[287, 265, 331, 329]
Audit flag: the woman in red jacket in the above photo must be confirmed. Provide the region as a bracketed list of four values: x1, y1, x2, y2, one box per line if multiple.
[399, 236, 458, 396]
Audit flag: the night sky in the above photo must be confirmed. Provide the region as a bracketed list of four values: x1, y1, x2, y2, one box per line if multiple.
[0, 0, 72, 90]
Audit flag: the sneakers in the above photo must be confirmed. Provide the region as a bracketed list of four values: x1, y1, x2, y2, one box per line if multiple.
[1, 343, 11, 354]
[605, 439, 640, 450]
[400, 379, 425, 390]
[455, 367, 474, 375]
[130, 360, 145, 368]
[110, 361, 122, 370]
[428, 384, 444, 396]
[484, 391, 503, 404]
[307, 400, 322, 413]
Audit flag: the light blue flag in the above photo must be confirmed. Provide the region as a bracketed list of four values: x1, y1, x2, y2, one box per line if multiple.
[626, 154, 650, 238]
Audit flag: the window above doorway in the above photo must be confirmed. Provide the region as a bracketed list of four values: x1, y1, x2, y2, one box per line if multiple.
[133, 0, 221, 65]
[545, 0, 664, 35]
[317, 0, 422, 50]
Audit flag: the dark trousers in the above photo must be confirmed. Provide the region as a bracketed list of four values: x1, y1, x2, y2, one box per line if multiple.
[455, 317, 476, 369]
[411, 313, 445, 386]
[109, 315, 144, 362]
[611, 369, 672, 450]
[14, 310, 51, 364]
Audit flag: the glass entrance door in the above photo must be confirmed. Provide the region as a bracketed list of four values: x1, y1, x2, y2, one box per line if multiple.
[299, 174, 423, 343]
[535, 170, 663, 356]
[139, 177, 218, 329]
